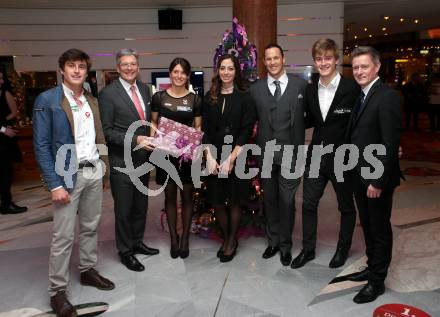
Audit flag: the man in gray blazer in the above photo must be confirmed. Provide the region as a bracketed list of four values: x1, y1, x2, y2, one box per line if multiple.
[250, 44, 307, 266]
[99, 49, 159, 272]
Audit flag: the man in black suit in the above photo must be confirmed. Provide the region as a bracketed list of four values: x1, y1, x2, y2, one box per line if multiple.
[99, 49, 159, 272]
[291, 39, 359, 269]
[348, 46, 402, 303]
[250, 44, 307, 266]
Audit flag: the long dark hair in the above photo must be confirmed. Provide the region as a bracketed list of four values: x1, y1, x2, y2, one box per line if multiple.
[169, 57, 191, 89]
[209, 54, 246, 105]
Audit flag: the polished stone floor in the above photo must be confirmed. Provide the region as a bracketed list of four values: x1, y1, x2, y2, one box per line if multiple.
[0, 160, 439, 317]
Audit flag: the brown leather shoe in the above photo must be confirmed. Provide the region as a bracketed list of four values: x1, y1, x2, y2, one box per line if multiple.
[80, 268, 115, 290]
[50, 291, 77, 317]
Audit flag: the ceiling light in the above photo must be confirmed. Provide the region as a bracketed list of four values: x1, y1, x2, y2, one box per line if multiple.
[364, 27, 368, 32]
[382, 27, 387, 31]
[369, 34, 373, 38]
[354, 35, 358, 39]
[400, 18, 404, 22]
[414, 19, 419, 24]
[384, 16, 390, 20]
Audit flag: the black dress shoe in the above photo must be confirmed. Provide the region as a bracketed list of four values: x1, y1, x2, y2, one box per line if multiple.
[291, 249, 315, 269]
[329, 247, 350, 268]
[133, 243, 159, 256]
[0, 202, 28, 214]
[280, 252, 292, 266]
[346, 268, 369, 282]
[262, 246, 280, 259]
[120, 254, 145, 272]
[353, 282, 385, 304]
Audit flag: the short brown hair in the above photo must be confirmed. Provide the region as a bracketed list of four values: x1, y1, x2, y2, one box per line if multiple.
[58, 48, 91, 71]
[312, 38, 339, 60]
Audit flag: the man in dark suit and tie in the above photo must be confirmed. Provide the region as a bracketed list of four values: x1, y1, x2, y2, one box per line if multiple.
[348, 46, 402, 303]
[250, 44, 307, 266]
[291, 38, 359, 269]
[99, 49, 159, 272]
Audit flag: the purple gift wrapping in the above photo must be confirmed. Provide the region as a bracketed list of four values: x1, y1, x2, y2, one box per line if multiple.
[153, 117, 204, 161]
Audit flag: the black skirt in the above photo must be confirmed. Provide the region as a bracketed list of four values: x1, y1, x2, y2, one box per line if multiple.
[204, 168, 250, 205]
[155, 155, 193, 186]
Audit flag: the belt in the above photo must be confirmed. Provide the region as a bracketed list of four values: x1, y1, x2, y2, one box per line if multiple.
[78, 161, 96, 169]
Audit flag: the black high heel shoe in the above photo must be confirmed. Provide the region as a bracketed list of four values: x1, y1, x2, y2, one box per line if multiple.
[220, 241, 238, 263]
[170, 236, 180, 259]
[180, 237, 189, 259]
[217, 242, 225, 258]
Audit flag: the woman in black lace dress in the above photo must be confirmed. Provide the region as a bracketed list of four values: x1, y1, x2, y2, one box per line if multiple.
[151, 58, 202, 259]
[202, 54, 256, 262]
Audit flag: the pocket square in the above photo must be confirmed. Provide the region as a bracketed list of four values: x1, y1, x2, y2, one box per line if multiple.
[333, 108, 351, 114]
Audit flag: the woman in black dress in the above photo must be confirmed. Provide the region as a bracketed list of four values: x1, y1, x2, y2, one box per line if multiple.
[151, 58, 202, 259]
[202, 54, 256, 262]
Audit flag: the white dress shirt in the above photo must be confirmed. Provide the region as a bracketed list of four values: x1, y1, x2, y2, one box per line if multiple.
[318, 72, 341, 121]
[267, 72, 288, 97]
[62, 84, 99, 164]
[119, 77, 146, 113]
[362, 76, 380, 98]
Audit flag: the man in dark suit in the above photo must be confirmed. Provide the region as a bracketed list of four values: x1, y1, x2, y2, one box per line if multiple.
[291, 39, 359, 269]
[250, 44, 307, 266]
[99, 48, 159, 272]
[348, 46, 402, 304]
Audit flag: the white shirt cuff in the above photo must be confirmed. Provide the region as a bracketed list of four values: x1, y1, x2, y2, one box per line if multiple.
[51, 186, 63, 192]
[0, 126, 6, 133]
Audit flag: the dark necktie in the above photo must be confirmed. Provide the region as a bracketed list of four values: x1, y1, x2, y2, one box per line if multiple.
[353, 91, 365, 120]
[274, 80, 282, 101]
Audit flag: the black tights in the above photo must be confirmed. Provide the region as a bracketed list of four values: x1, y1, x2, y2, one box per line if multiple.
[214, 204, 242, 256]
[165, 182, 193, 250]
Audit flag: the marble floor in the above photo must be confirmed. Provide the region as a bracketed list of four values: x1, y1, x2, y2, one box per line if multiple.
[0, 160, 439, 317]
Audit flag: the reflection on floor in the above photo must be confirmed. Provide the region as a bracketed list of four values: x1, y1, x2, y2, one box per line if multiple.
[0, 160, 439, 317]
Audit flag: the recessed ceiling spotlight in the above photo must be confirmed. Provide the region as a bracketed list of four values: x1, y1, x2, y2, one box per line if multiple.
[354, 35, 358, 39]
[384, 16, 390, 20]
[382, 27, 387, 31]
[369, 34, 373, 38]
[400, 18, 404, 22]
[414, 19, 419, 23]
[364, 27, 368, 32]
[384, 33, 388, 36]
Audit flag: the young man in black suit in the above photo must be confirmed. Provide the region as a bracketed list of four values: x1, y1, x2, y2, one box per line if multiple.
[348, 46, 402, 304]
[99, 49, 159, 272]
[291, 39, 359, 269]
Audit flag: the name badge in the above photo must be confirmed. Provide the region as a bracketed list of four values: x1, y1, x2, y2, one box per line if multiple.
[177, 106, 191, 112]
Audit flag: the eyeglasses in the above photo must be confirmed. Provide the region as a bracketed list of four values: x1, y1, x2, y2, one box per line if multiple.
[314, 56, 335, 63]
[119, 62, 138, 68]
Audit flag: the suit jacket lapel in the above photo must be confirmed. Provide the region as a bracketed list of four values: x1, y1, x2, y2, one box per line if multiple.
[263, 81, 275, 127]
[324, 78, 346, 123]
[352, 79, 381, 127]
[115, 79, 142, 120]
[136, 81, 149, 119]
[60, 95, 75, 137]
[311, 82, 324, 125]
[286, 77, 298, 127]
